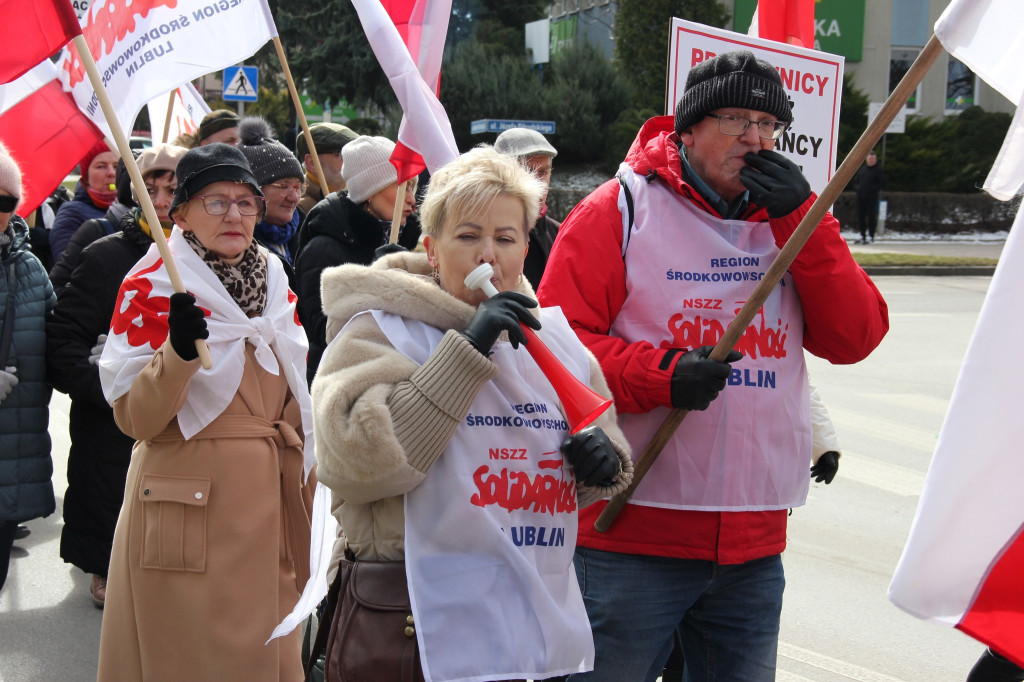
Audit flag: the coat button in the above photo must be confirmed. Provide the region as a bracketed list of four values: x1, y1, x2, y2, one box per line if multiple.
[404, 626, 415, 637]
[406, 615, 414, 625]
[194, 492, 203, 500]
[143, 489, 150, 495]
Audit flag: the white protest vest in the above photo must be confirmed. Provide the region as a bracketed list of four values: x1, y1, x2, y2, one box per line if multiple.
[372, 307, 594, 682]
[612, 168, 811, 511]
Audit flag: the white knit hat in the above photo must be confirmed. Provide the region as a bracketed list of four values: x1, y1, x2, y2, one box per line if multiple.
[342, 136, 397, 204]
[0, 142, 23, 202]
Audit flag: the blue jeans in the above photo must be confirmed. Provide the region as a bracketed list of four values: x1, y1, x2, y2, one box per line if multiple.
[567, 547, 785, 682]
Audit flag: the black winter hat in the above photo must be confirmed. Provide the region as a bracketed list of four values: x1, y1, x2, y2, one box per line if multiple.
[197, 109, 240, 144]
[237, 116, 304, 187]
[169, 143, 262, 219]
[115, 153, 139, 207]
[674, 50, 792, 135]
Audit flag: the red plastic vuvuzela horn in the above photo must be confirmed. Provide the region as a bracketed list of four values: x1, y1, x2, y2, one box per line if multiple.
[464, 264, 612, 434]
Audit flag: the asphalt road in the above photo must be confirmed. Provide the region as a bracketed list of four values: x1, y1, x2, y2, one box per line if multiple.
[0, 275, 995, 682]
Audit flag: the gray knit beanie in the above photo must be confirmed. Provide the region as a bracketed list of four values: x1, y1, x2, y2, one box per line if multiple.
[674, 50, 792, 135]
[237, 116, 303, 187]
[342, 136, 397, 204]
[0, 142, 23, 201]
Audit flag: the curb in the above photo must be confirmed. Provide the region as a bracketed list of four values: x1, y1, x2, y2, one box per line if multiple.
[860, 265, 997, 276]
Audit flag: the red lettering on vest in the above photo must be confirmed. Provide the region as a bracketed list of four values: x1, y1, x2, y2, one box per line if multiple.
[470, 459, 577, 515]
[663, 308, 789, 359]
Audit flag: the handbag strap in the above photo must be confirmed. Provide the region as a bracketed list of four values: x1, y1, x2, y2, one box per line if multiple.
[306, 563, 345, 681]
[0, 261, 18, 369]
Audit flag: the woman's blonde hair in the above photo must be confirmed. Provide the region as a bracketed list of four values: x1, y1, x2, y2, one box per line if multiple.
[419, 145, 545, 239]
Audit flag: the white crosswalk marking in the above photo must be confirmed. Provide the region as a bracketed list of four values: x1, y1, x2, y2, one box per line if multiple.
[839, 450, 927, 497]
[828, 406, 940, 453]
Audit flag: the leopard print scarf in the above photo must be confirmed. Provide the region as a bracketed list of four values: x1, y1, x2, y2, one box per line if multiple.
[183, 230, 267, 317]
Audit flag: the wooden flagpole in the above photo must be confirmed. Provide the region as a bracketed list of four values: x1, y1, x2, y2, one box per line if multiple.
[73, 35, 213, 369]
[161, 89, 175, 143]
[594, 33, 945, 533]
[272, 37, 330, 198]
[389, 180, 409, 244]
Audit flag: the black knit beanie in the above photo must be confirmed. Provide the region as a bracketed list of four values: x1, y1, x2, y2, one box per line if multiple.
[674, 50, 792, 135]
[237, 116, 303, 187]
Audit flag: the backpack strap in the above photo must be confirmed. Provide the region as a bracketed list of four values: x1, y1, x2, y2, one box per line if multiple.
[616, 171, 635, 259]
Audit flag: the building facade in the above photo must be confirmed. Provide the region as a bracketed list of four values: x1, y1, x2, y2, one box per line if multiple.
[547, 0, 1014, 121]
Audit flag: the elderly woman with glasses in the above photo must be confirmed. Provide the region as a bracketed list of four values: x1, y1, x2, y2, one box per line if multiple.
[95, 143, 316, 682]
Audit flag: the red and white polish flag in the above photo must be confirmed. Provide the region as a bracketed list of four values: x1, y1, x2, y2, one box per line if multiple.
[350, 0, 459, 182]
[747, 0, 815, 49]
[0, 60, 104, 215]
[889, 0, 1024, 664]
[0, 0, 82, 85]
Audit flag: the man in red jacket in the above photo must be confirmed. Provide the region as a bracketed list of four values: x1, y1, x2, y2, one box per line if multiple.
[537, 50, 889, 681]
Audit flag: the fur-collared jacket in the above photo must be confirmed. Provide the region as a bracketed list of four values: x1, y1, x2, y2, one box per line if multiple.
[312, 252, 633, 562]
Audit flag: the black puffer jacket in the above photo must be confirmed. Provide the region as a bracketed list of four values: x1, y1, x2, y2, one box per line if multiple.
[0, 216, 56, 524]
[45, 209, 152, 576]
[293, 191, 421, 385]
[49, 201, 130, 295]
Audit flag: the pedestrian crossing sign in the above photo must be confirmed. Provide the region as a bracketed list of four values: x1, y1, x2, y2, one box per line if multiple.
[223, 66, 258, 102]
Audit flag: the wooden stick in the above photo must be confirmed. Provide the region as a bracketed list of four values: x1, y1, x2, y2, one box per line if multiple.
[389, 180, 408, 244]
[161, 89, 175, 143]
[73, 35, 212, 369]
[272, 37, 330, 198]
[594, 33, 945, 533]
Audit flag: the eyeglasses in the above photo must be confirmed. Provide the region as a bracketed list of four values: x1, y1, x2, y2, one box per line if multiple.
[265, 181, 307, 195]
[194, 194, 266, 216]
[0, 195, 18, 212]
[706, 114, 789, 140]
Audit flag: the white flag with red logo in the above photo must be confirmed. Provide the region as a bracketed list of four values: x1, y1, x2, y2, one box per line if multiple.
[350, 0, 459, 181]
[888, 0, 1024, 663]
[98, 228, 314, 476]
[58, 0, 276, 142]
[146, 82, 212, 145]
[0, 60, 104, 215]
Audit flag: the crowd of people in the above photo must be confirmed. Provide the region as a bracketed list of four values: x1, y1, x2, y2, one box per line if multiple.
[0, 50, 910, 682]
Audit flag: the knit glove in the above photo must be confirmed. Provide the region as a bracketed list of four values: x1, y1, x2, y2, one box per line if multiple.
[88, 334, 107, 366]
[811, 451, 840, 484]
[740, 149, 812, 218]
[373, 243, 407, 261]
[0, 367, 17, 404]
[167, 292, 209, 362]
[561, 426, 621, 487]
[671, 346, 743, 411]
[462, 292, 540, 355]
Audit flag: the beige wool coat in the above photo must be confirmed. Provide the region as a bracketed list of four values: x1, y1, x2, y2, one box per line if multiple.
[96, 342, 315, 682]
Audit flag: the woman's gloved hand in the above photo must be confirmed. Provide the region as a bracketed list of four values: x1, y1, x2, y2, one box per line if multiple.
[167, 292, 209, 361]
[88, 334, 107, 366]
[461, 292, 540, 355]
[670, 346, 743, 411]
[810, 451, 840, 484]
[561, 426, 621, 487]
[373, 243, 407, 261]
[740, 149, 812, 218]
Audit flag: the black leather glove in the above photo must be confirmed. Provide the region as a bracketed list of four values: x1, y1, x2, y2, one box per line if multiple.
[373, 243, 407, 261]
[740, 149, 812, 218]
[561, 426, 621, 487]
[461, 292, 540, 355]
[167, 292, 209, 361]
[810, 451, 840, 484]
[670, 346, 743, 411]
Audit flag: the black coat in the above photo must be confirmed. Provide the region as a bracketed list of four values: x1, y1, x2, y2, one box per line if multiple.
[45, 210, 152, 576]
[49, 203, 127, 295]
[524, 214, 560, 291]
[293, 191, 421, 384]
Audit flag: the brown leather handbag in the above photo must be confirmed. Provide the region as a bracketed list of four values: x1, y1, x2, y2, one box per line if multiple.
[308, 556, 423, 682]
